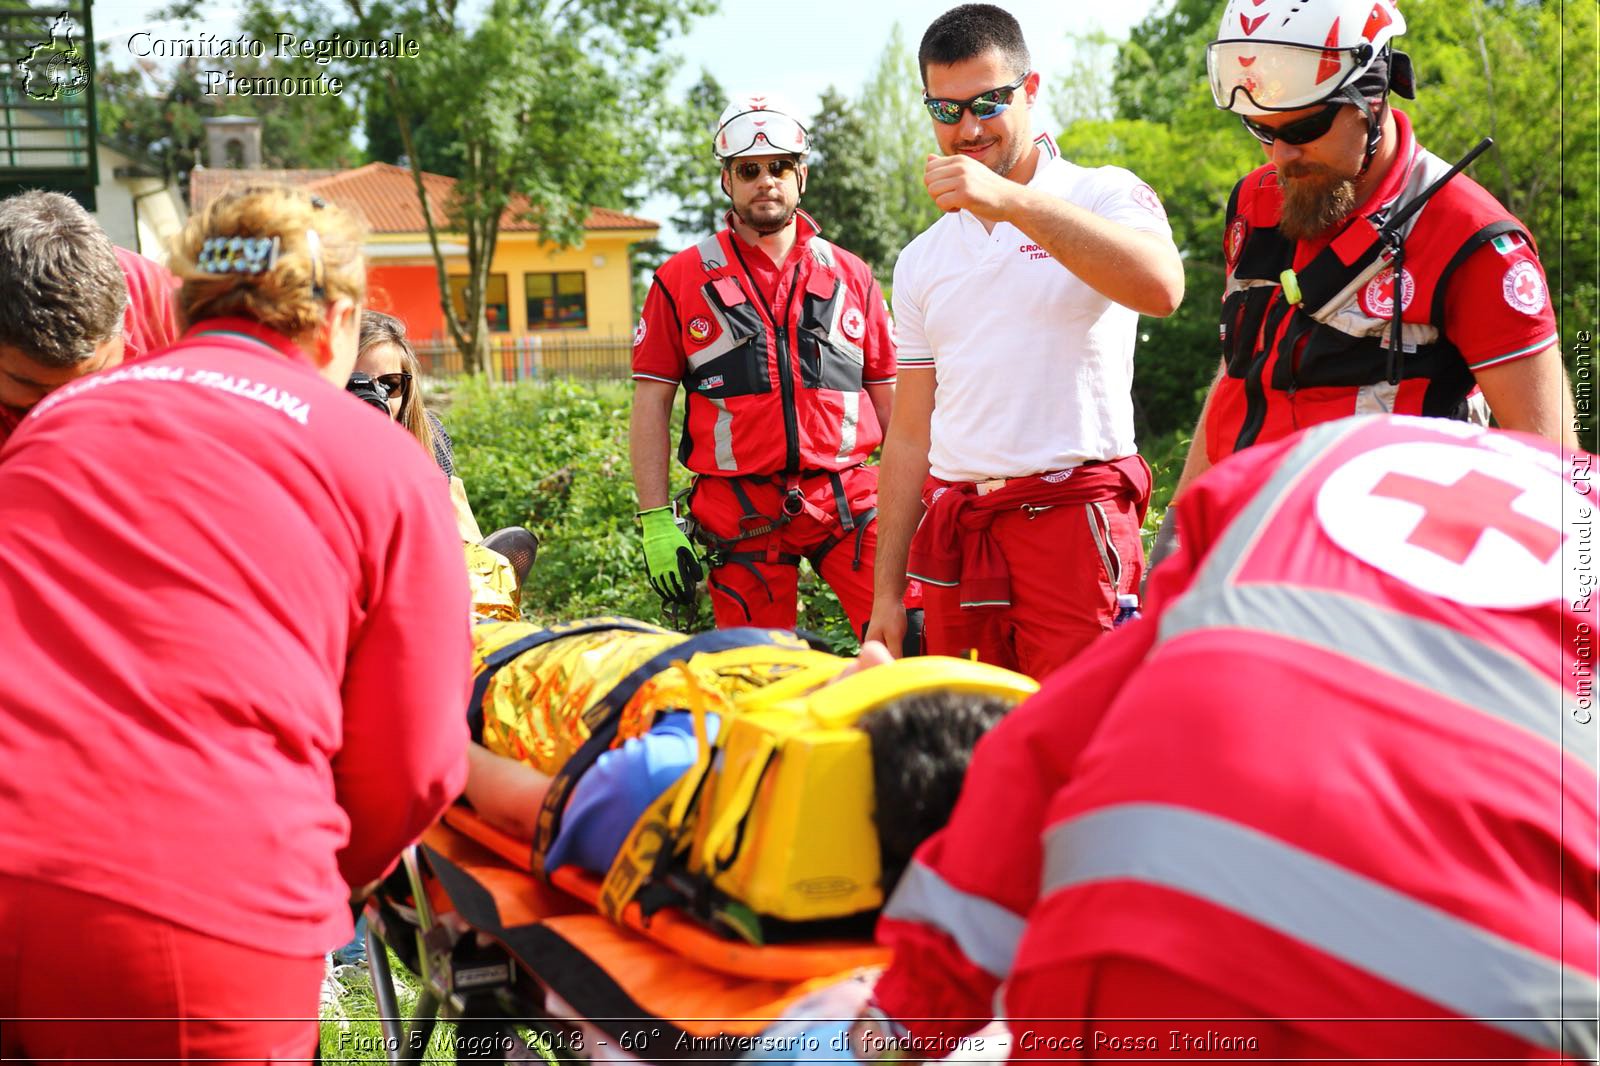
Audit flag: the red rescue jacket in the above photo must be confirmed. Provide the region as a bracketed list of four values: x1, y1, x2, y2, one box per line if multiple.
[632, 212, 894, 478]
[1206, 113, 1540, 463]
[876, 415, 1595, 1059]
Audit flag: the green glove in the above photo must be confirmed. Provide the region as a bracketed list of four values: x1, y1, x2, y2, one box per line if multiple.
[639, 505, 703, 606]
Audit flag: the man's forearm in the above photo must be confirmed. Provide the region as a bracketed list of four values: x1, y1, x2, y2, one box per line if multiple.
[873, 436, 930, 604]
[1008, 188, 1184, 318]
[629, 392, 675, 510]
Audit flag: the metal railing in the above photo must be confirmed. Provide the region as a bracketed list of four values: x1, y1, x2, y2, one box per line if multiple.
[413, 333, 633, 382]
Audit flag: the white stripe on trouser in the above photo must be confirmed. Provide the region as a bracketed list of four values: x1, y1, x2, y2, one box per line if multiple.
[1040, 803, 1599, 1057]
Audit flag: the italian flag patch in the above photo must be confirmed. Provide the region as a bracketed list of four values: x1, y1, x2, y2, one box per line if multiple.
[1491, 233, 1526, 255]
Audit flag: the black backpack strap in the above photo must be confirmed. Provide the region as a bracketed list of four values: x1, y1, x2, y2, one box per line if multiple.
[467, 618, 663, 743]
[530, 626, 809, 878]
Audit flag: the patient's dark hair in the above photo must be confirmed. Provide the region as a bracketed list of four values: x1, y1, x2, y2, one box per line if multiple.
[918, 4, 1031, 86]
[861, 691, 1013, 895]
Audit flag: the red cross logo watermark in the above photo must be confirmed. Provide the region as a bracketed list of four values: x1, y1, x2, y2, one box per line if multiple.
[1316, 439, 1576, 609]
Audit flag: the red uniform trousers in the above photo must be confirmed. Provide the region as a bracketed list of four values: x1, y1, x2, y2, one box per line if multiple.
[687, 466, 878, 632]
[914, 466, 1146, 679]
[0, 875, 322, 1064]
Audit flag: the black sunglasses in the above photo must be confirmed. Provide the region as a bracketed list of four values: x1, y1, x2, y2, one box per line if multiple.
[730, 158, 799, 183]
[1239, 102, 1346, 146]
[375, 371, 411, 399]
[923, 72, 1029, 125]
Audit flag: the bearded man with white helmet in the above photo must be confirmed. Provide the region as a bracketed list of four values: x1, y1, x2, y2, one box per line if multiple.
[630, 94, 896, 631]
[1171, 0, 1576, 506]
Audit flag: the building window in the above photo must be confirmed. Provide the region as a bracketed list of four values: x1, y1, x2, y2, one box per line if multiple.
[449, 274, 510, 333]
[525, 272, 587, 330]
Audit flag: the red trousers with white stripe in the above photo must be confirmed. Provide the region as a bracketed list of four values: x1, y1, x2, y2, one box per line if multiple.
[919, 481, 1144, 679]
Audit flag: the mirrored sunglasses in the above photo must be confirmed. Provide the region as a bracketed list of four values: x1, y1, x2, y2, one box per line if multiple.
[1239, 101, 1346, 146]
[731, 158, 799, 183]
[923, 72, 1029, 125]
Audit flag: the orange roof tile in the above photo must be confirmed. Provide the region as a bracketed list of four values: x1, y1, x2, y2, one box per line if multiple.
[188, 161, 657, 234]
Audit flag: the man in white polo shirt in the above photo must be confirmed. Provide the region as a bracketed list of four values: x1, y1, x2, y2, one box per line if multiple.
[865, 3, 1184, 678]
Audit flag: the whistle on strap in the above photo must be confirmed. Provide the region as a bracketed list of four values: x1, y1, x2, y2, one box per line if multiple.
[1279, 269, 1303, 305]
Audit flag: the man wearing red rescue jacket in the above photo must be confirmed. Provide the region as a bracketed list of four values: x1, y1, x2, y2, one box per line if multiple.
[857, 414, 1595, 1061]
[1174, 0, 1576, 505]
[630, 92, 895, 630]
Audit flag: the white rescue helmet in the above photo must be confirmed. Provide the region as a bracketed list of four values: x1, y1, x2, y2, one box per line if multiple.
[1207, 0, 1407, 115]
[713, 93, 811, 161]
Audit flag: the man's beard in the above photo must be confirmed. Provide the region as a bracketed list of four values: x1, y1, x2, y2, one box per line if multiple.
[735, 198, 797, 236]
[1278, 163, 1358, 240]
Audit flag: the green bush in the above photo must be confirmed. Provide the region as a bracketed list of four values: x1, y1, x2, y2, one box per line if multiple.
[447, 379, 860, 650]
[448, 378, 1186, 641]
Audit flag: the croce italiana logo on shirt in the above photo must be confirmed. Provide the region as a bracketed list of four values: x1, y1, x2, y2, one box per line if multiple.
[633, 316, 647, 347]
[1225, 218, 1249, 270]
[1501, 261, 1547, 315]
[687, 316, 713, 344]
[1358, 267, 1415, 319]
[841, 307, 865, 341]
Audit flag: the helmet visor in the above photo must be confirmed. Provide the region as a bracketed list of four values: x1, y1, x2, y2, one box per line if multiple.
[1207, 39, 1373, 114]
[714, 111, 810, 160]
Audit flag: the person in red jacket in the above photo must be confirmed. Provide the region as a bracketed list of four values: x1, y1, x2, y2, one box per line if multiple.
[0, 191, 178, 448]
[1173, 0, 1576, 507]
[0, 185, 472, 1062]
[820, 414, 1593, 1061]
[630, 92, 896, 631]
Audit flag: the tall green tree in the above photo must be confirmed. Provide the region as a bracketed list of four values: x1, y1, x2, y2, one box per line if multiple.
[805, 86, 900, 276]
[631, 68, 725, 307]
[317, 0, 713, 375]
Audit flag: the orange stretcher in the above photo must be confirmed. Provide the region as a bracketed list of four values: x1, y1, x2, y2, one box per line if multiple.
[361, 806, 888, 1065]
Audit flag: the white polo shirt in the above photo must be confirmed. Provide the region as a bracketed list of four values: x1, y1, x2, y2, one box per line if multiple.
[893, 136, 1173, 482]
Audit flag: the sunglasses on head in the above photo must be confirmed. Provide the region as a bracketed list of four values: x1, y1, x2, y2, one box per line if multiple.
[730, 157, 799, 183]
[1239, 101, 1346, 146]
[923, 72, 1029, 125]
[375, 371, 411, 398]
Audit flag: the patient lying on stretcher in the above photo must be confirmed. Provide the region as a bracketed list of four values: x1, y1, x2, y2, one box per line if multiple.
[458, 618, 1028, 914]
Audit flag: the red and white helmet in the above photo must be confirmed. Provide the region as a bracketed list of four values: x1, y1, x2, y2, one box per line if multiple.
[1207, 0, 1407, 115]
[713, 93, 811, 161]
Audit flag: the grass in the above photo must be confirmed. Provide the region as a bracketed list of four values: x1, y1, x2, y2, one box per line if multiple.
[317, 951, 562, 1064]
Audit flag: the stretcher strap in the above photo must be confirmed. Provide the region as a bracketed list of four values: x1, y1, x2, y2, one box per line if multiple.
[467, 619, 662, 743]
[531, 627, 812, 880]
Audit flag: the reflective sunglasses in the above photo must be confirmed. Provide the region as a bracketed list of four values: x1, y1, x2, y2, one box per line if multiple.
[375, 371, 412, 399]
[1239, 101, 1345, 146]
[923, 72, 1029, 125]
[730, 157, 799, 183]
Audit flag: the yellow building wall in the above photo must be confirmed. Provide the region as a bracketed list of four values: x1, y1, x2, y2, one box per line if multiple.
[365, 227, 654, 339]
[491, 230, 652, 337]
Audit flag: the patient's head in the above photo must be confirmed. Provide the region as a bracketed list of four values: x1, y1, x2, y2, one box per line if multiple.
[861, 690, 1011, 894]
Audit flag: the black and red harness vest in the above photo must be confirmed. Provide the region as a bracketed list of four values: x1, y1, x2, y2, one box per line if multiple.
[1204, 145, 1531, 464]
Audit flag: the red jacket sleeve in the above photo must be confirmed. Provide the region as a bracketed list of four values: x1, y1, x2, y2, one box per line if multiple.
[333, 472, 473, 888]
[631, 274, 687, 385]
[114, 246, 180, 362]
[862, 276, 896, 386]
[872, 616, 1163, 1049]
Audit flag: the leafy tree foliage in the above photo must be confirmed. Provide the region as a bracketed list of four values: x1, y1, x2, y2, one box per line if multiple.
[631, 69, 725, 307]
[317, 0, 713, 374]
[95, 3, 360, 196]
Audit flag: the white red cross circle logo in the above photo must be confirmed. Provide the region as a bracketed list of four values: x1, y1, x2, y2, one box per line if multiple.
[1315, 441, 1575, 609]
[1358, 267, 1415, 319]
[841, 307, 865, 341]
[1502, 260, 1547, 315]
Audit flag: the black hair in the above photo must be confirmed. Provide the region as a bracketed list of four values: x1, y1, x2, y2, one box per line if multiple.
[861, 690, 1015, 895]
[918, 4, 1031, 86]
